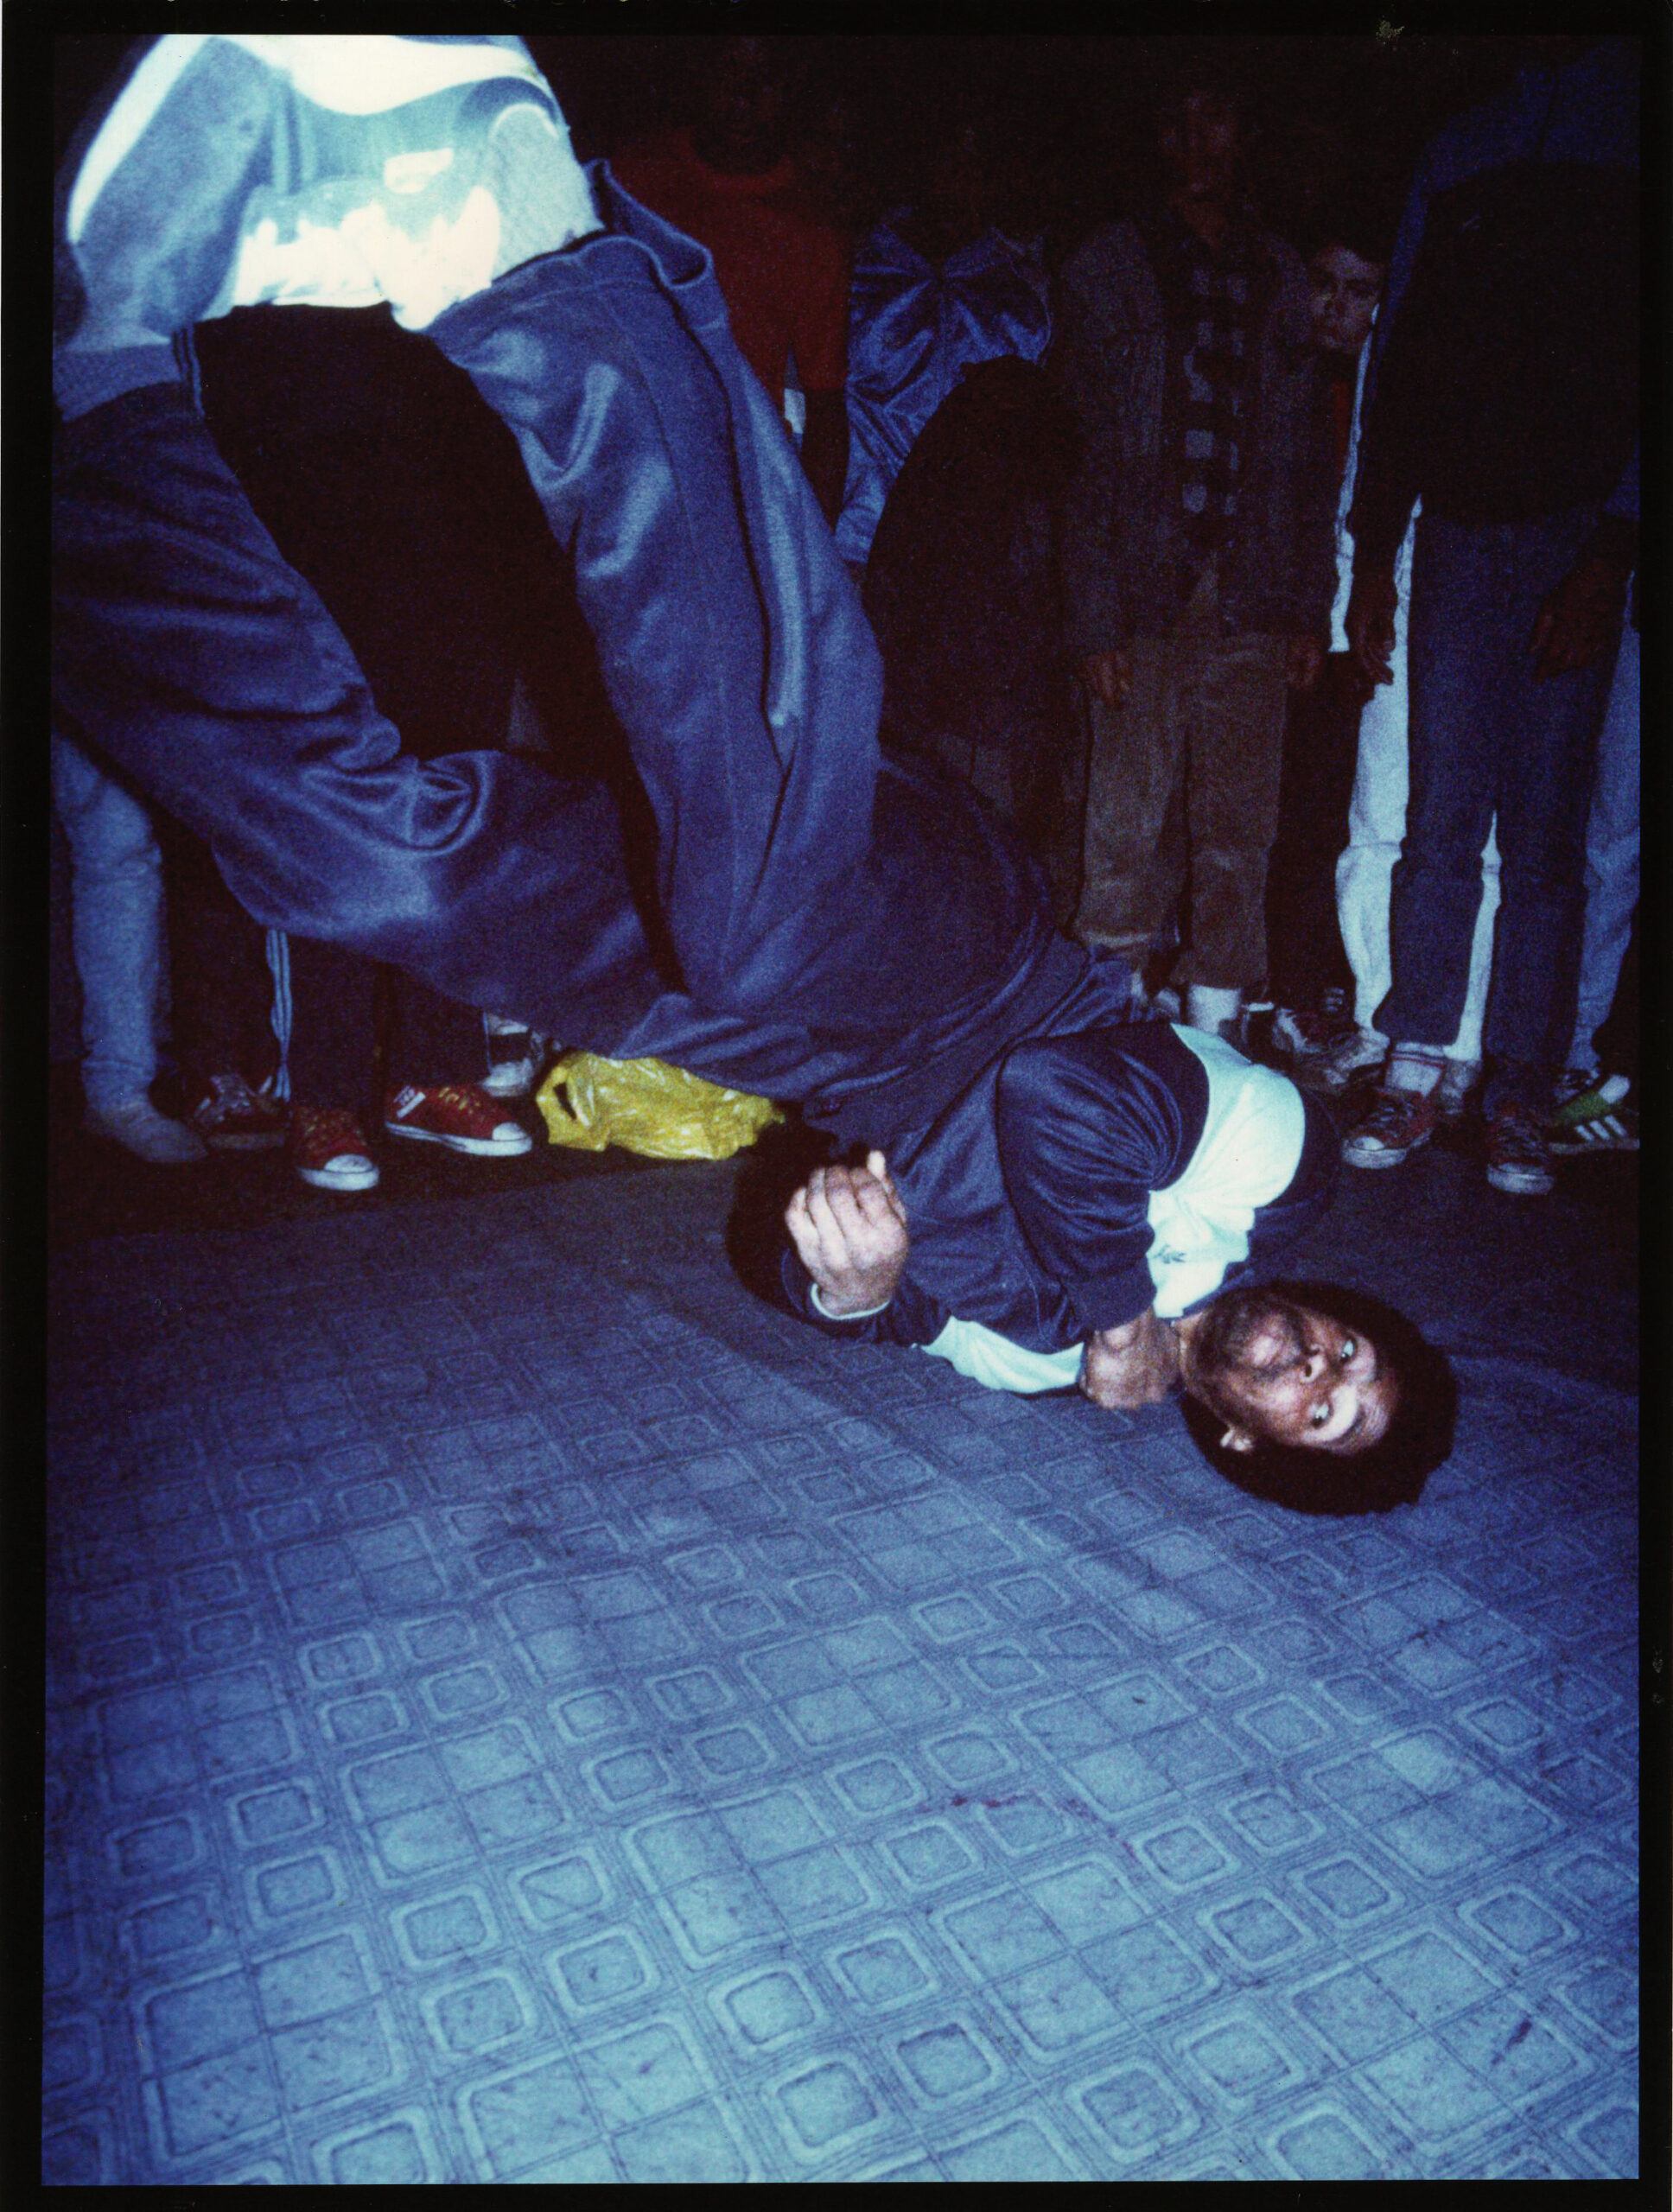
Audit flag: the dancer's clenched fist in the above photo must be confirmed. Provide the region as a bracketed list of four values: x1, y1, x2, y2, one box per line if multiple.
[785, 1151, 909, 1316]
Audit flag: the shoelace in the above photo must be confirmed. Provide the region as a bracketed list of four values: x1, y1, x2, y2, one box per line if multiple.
[297, 1109, 370, 1159]
[1489, 1109, 1544, 1160]
[206, 1071, 259, 1117]
[1361, 1089, 1432, 1141]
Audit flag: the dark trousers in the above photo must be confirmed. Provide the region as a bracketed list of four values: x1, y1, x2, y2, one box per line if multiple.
[1264, 652, 1364, 1010]
[1382, 509, 1614, 1107]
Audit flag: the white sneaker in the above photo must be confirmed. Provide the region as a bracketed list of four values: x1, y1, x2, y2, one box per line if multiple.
[59, 33, 598, 353]
[83, 1095, 207, 1164]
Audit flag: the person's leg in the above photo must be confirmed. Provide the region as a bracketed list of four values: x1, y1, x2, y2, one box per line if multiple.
[1342, 516, 1508, 1172]
[50, 725, 166, 1109]
[1377, 515, 1508, 1063]
[1479, 512, 1614, 1116]
[1177, 595, 1289, 1027]
[51, 723, 205, 1162]
[1333, 626, 1409, 1084]
[1265, 657, 1359, 1015]
[54, 36, 1081, 1142]
[155, 812, 284, 1123]
[1073, 639, 1183, 977]
[1565, 619, 1639, 1077]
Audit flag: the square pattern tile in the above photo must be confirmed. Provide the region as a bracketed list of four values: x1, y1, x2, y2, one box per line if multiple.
[44, 1150, 1638, 2181]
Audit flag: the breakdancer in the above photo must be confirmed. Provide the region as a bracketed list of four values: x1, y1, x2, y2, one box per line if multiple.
[51, 34, 1452, 1510]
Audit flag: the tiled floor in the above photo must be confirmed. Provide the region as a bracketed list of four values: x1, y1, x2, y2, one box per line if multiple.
[43, 1137, 1638, 2182]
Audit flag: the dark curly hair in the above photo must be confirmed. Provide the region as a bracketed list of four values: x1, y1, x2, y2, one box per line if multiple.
[1180, 1282, 1457, 1516]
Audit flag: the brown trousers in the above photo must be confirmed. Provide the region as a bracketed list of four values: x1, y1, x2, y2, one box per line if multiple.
[1075, 563, 1289, 993]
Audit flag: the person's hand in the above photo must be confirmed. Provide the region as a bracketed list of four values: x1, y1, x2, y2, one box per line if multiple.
[1286, 635, 1325, 691]
[1530, 556, 1630, 681]
[1079, 1307, 1180, 1410]
[785, 1151, 909, 1316]
[1346, 564, 1399, 687]
[1079, 649, 1133, 709]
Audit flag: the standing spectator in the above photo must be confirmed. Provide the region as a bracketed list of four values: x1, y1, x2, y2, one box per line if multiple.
[834, 105, 1053, 572]
[1266, 205, 1499, 1118]
[614, 37, 851, 521]
[1056, 48, 1336, 1041]
[1343, 35, 1638, 1197]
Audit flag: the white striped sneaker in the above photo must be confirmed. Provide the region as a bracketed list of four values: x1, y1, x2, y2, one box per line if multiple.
[1546, 1072, 1638, 1154]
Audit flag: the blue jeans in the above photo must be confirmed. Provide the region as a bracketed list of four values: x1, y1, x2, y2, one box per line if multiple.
[1568, 619, 1638, 1071]
[49, 725, 167, 1109]
[1380, 509, 1613, 1109]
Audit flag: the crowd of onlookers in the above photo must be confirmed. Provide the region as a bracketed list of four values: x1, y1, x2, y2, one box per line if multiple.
[52, 33, 1639, 1202]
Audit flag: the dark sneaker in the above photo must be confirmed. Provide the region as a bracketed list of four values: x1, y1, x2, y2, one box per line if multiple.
[1546, 1071, 1638, 1154]
[1485, 1103, 1554, 1197]
[290, 1106, 378, 1192]
[56, 33, 595, 356]
[1270, 988, 1357, 1077]
[384, 1083, 532, 1156]
[1342, 1084, 1441, 1170]
[188, 1070, 287, 1150]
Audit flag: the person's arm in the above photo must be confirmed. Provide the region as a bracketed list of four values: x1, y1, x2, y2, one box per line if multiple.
[1080, 1306, 1181, 1409]
[994, 1028, 1204, 1338]
[775, 1152, 954, 1349]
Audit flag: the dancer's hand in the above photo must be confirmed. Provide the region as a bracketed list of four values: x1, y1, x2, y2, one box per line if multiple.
[1080, 1307, 1180, 1409]
[786, 1152, 909, 1316]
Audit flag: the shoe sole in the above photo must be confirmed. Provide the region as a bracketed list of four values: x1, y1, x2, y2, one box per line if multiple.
[82, 1117, 206, 1164]
[1547, 1134, 1638, 1155]
[1485, 1167, 1554, 1196]
[384, 1122, 532, 1156]
[202, 1129, 288, 1151]
[1342, 1130, 1432, 1171]
[296, 1161, 379, 1191]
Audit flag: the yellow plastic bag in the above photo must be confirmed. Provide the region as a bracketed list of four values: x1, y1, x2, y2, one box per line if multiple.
[536, 1052, 781, 1161]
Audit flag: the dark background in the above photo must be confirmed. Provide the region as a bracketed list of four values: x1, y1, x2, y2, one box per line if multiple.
[54, 29, 1543, 249]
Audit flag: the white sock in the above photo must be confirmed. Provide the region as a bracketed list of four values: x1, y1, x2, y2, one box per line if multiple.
[1386, 1046, 1446, 1097]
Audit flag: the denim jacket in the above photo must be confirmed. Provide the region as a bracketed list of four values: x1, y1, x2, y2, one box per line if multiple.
[1054, 209, 1337, 656]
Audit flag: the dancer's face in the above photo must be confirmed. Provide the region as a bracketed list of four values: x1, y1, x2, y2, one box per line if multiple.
[1180, 1288, 1397, 1454]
